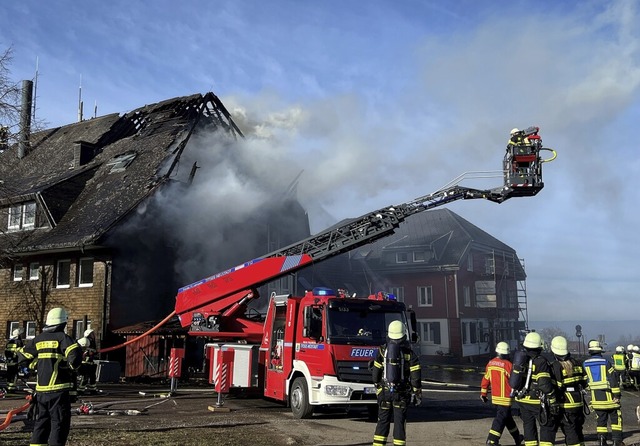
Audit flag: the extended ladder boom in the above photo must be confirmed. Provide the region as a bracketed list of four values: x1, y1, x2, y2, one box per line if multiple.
[175, 129, 554, 329]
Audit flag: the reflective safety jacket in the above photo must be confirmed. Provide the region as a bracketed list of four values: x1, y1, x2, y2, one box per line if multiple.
[550, 356, 586, 411]
[514, 350, 556, 406]
[630, 352, 640, 371]
[481, 356, 514, 407]
[4, 337, 24, 365]
[20, 327, 82, 393]
[372, 341, 421, 398]
[612, 353, 627, 371]
[583, 354, 621, 410]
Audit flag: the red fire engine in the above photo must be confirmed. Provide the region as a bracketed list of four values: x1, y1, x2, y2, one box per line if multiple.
[174, 128, 556, 418]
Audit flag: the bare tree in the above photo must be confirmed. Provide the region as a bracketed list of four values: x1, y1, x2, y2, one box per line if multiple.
[0, 47, 21, 140]
[538, 326, 570, 351]
[9, 264, 62, 332]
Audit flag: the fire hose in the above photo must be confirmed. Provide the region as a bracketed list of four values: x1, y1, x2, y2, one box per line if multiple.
[0, 395, 32, 431]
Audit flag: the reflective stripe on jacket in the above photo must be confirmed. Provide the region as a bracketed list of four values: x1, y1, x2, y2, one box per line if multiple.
[583, 354, 621, 410]
[551, 357, 585, 410]
[481, 356, 514, 407]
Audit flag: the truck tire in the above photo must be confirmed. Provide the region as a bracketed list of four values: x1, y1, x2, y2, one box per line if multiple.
[290, 377, 313, 419]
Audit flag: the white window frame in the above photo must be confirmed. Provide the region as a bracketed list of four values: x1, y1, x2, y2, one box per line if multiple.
[396, 252, 408, 263]
[78, 257, 94, 287]
[389, 286, 404, 303]
[29, 262, 40, 281]
[7, 201, 36, 230]
[8, 321, 20, 337]
[25, 321, 37, 339]
[463, 285, 471, 307]
[56, 259, 71, 288]
[467, 254, 473, 272]
[417, 285, 433, 307]
[413, 251, 425, 262]
[419, 321, 441, 344]
[13, 263, 24, 281]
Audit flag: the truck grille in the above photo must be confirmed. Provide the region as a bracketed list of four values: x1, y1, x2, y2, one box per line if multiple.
[335, 360, 373, 383]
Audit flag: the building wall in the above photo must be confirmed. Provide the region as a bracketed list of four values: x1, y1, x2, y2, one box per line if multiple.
[0, 255, 108, 348]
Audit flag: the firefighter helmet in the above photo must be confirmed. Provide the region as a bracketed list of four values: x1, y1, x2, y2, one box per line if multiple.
[45, 307, 68, 326]
[588, 339, 603, 352]
[495, 342, 509, 355]
[523, 332, 542, 349]
[78, 337, 89, 348]
[551, 336, 568, 356]
[387, 320, 406, 340]
[616, 346, 625, 353]
[627, 344, 634, 351]
[84, 328, 95, 338]
[510, 128, 520, 135]
[11, 328, 24, 338]
[634, 346, 640, 353]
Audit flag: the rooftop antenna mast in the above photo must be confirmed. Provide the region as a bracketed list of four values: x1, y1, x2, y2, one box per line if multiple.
[78, 74, 83, 122]
[32, 56, 38, 123]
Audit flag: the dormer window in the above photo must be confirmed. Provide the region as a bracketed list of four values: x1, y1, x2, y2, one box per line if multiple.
[8, 201, 36, 231]
[107, 151, 137, 173]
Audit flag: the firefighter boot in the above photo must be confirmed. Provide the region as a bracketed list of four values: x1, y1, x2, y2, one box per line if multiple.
[513, 434, 524, 446]
[598, 435, 609, 446]
[612, 441, 625, 446]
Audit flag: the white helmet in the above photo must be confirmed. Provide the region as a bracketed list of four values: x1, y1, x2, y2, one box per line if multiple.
[588, 339, 603, 353]
[84, 328, 95, 338]
[616, 346, 625, 353]
[551, 336, 568, 356]
[627, 344, 634, 351]
[387, 320, 406, 340]
[45, 307, 68, 326]
[495, 342, 509, 355]
[510, 128, 520, 135]
[633, 346, 640, 353]
[78, 337, 89, 348]
[523, 332, 542, 349]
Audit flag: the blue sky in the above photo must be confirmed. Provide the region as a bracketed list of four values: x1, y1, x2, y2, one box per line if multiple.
[1, 1, 639, 323]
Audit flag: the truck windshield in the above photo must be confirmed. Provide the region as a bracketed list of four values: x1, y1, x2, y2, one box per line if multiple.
[326, 300, 407, 346]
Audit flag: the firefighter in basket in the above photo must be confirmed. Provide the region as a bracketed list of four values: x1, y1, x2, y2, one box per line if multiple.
[480, 341, 523, 446]
[583, 339, 624, 446]
[371, 320, 421, 446]
[4, 327, 25, 393]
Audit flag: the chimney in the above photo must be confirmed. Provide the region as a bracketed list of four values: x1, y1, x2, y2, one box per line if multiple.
[73, 140, 97, 168]
[18, 80, 34, 159]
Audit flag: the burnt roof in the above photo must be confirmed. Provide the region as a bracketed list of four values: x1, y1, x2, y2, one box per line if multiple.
[0, 92, 241, 254]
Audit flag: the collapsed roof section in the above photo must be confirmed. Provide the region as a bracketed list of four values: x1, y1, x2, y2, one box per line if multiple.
[0, 92, 242, 254]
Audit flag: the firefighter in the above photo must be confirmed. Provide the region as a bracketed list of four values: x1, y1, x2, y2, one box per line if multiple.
[540, 336, 586, 446]
[629, 346, 640, 389]
[371, 320, 422, 446]
[583, 339, 624, 446]
[19, 307, 83, 446]
[612, 346, 628, 388]
[77, 329, 99, 395]
[513, 331, 558, 446]
[480, 341, 523, 446]
[4, 327, 25, 393]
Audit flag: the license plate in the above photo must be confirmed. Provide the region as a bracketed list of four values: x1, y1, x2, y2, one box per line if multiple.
[364, 387, 376, 394]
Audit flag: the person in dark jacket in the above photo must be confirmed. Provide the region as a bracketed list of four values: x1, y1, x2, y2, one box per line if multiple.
[513, 331, 559, 446]
[540, 336, 586, 446]
[371, 320, 421, 446]
[4, 327, 25, 393]
[19, 307, 83, 446]
[77, 328, 99, 395]
[583, 339, 624, 446]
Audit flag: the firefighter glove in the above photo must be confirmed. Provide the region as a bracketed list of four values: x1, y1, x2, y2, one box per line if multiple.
[549, 398, 560, 416]
[480, 395, 488, 403]
[411, 389, 422, 407]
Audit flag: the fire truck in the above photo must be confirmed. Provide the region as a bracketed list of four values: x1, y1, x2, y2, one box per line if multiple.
[173, 128, 555, 418]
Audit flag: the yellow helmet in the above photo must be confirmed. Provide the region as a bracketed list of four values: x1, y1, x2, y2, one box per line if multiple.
[387, 320, 406, 340]
[551, 336, 568, 356]
[495, 342, 509, 355]
[588, 339, 603, 352]
[45, 307, 68, 326]
[523, 332, 542, 349]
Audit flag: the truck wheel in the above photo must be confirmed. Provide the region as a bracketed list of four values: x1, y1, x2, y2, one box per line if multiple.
[290, 377, 313, 419]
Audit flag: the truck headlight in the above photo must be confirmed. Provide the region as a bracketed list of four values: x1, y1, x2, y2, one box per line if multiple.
[324, 385, 350, 397]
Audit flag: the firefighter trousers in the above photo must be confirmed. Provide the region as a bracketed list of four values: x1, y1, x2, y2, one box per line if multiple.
[487, 404, 521, 444]
[30, 390, 72, 446]
[517, 402, 542, 446]
[595, 408, 623, 442]
[539, 409, 585, 446]
[373, 396, 408, 446]
[5, 363, 18, 391]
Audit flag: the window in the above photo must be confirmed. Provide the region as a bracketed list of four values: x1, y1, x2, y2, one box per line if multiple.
[396, 252, 408, 263]
[420, 321, 441, 344]
[29, 262, 39, 281]
[417, 286, 433, 307]
[467, 254, 473, 272]
[7, 201, 36, 230]
[8, 321, 20, 337]
[74, 320, 91, 339]
[389, 286, 404, 303]
[13, 264, 24, 281]
[56, 259, 71, 288]
[463, 286, 471, 307]
[413, 251, 425, 262]
[78, 258, 94, 287]
[107, 151, 137, 173]
[26, 321, 36, 339]
[485, 257, 495, 275]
